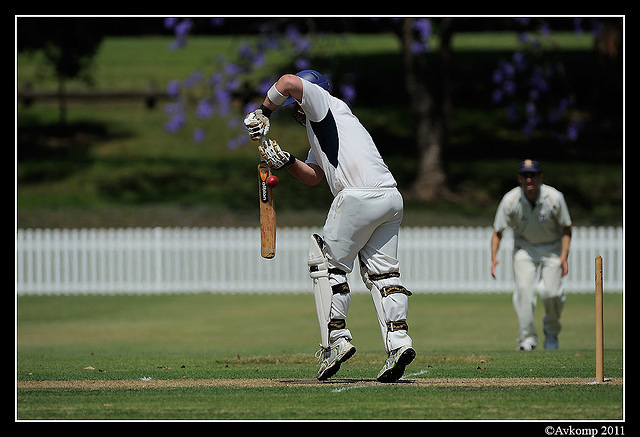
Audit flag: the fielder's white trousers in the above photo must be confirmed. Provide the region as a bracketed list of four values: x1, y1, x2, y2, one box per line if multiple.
[321, 187, 412, 352]
[512, 247, 565, 347]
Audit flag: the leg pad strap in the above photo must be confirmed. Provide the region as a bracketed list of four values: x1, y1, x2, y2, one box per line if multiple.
[386, 320, 408, 332]
[380, 285, 412, 297]
[332, 283, 350, 294]
[328, 319, 346, 331]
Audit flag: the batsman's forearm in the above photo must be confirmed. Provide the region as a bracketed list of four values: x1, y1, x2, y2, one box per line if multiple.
[262, 97, 278, 113]
[286, 160, 324, 186]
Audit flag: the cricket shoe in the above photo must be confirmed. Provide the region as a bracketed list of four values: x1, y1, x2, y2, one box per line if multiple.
[376, 345, 416, 383]
[544, 334, 559, 350]
[518, 338, 537, 351]
[315, 338, 356, 381]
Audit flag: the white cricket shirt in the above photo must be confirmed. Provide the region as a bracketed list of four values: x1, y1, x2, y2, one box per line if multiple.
[297, 78, 397, 196]
[493, 184, 572, 254]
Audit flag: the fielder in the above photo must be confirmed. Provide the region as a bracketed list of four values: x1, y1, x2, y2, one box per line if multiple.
[244, 70, 415, 382]
[491, 160, 572, 350]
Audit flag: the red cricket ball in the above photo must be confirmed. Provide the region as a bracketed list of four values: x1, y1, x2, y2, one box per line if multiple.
[266, 175, 279, 188]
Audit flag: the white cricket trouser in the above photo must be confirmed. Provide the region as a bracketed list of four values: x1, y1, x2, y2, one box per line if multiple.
[512, 247, 565, 347]
[320, 187, 412, 351]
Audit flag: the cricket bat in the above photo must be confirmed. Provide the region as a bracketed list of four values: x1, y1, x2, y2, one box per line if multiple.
[258, 161, 276, 258]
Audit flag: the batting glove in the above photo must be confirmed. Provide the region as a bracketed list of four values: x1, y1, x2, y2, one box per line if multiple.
[244, 108, 270, 141]
[259, 138, 295, 169]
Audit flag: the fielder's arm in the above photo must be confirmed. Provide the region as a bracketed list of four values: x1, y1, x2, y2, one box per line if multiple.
[560, 225, 572, 277]
[490, 230, 502, 279]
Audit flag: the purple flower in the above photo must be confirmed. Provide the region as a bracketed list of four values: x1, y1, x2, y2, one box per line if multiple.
[244, 101, 259, 115]
[238, 44, 253, 61]
[196, 99, 214, 119]
[258, 78, 273, 95]
[295, 58, 310, 70]
[164, 17, 178, 29]
[502, 80, 516, 96]
[530, 69, 549, 93]
[525, 101, 536, 116]
[501, 61, 515, 78]
[184, 71, 203, 89]
[340, 84, 356, 106]
[253, 52, 266, 68]
[174, 19, 192, 37]
[492, 69, 504, 85]
[166, 79, 181, 98]
[164, 113, 185, 133]
[567, 119, 581, 141]
[512, 52, 526, 70]
[214, 88, 231, 116]
[227, 134, 248, 150]
[295, 38, 312, 53]
[164, 101, 184, 116]
[413, 19, 432, 41]
[167, 19, 192, 51]
[540, 23, 551, 37]
[411, 41, 427, 55]
[285, 25, 301, 43]
[209, 72, 222, 87]
[224, 62, 243, 76]
[492, 89, 503, 103]
[193, 127, 205, 144]
[260, 35, 279, 51]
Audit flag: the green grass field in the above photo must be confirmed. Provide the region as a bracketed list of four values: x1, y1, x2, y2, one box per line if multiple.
[16, 292, 624, 421]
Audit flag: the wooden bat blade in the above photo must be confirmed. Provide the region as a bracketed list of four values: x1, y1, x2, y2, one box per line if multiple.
[258, 162, 276, 258]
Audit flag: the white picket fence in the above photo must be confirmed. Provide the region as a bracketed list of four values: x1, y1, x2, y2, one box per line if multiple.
[15, 226, 623, 295]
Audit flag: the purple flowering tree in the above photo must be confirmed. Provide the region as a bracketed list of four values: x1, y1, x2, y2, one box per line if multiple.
[162, 16, 449, 200]
[395, 17, 619, 200]
[491, 18, 597, 142]
[162, 17, 620, 202]
[163, 18, 277, 148]
[162, 18, 356, 150]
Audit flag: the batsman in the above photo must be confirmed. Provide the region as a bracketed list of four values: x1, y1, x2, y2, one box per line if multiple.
[244, 70, 415, 382]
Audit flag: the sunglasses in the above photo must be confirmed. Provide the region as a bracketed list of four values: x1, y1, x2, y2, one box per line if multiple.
[519, 172, 541, 179]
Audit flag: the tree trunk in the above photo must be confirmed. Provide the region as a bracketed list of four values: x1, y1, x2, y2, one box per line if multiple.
[401, 18, 451, 201]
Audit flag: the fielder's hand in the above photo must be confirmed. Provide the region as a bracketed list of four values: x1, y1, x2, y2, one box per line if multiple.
[244, 109, 270, 141]
[259, 138, 294, 169]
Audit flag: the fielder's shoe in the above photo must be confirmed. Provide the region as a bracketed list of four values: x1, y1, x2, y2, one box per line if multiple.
[518, 338, 537, 351]
[315, 338, 356, 381]
[376, 345, 416, 383]
[544, 334, 559, 350]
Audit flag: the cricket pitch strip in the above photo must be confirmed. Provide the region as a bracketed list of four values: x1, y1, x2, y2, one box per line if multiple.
[17, 377, 623, 390]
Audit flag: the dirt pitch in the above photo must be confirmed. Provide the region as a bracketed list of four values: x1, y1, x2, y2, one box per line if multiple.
[17, 377, 623, 390]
